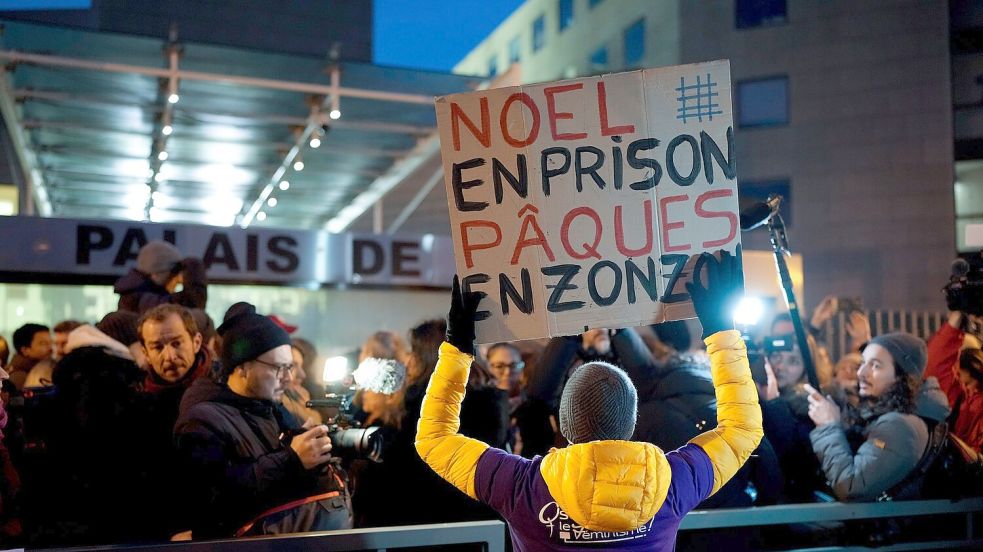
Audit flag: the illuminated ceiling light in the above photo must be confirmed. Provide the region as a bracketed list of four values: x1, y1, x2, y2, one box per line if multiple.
[158, 151, 169, 161]
[278, 180, 290, 191]
[168, 93, 180, 104]
[309, 137, 321, 148]
[267, 197, 278, 207]
[256, 211, 267, 221]
[293, 160, 305, 171]
[329, 109, 341, 120]
[153, 172, 163, 182]
[146, 167, 155, 178]
[162, 124, 173, 136]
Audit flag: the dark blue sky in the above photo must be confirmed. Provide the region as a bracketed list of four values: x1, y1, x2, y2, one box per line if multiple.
[374, 0, 523, 72]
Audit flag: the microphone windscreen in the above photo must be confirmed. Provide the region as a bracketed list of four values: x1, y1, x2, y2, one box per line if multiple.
[353, 357, 406, 394]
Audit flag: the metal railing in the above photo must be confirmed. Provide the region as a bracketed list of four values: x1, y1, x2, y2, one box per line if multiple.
[38, 498, 983, 552]
[679, 496, 983, 551]
[43, 520, 507, 552]
[820, 309, 947, 362]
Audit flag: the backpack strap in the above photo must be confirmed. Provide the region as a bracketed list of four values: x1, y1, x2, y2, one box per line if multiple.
[878, 420, 947, 502]
[233, 490, 341, 537]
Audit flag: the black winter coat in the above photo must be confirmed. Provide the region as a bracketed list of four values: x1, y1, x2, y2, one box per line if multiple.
[173, 378, 335, 539]
[21, 346, 149, 545]
[113, 258, 207, 314]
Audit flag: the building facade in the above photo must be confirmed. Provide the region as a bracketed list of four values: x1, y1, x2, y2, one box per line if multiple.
[456, 0, 956, 313]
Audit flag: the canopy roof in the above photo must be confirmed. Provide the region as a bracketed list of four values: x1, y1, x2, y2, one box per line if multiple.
[0, 20, 483, 232]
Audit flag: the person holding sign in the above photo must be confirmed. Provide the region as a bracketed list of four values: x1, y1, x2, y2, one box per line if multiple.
[416, 250, 762, 550]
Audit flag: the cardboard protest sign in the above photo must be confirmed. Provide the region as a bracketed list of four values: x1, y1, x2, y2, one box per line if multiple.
[435, 60, 740, 343]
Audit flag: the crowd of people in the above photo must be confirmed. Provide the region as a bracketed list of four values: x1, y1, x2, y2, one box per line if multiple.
[0, 240, 980, 549]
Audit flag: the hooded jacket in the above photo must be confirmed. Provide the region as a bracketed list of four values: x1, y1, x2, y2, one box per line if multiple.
[416, 330, 762, 551]
[113, 257, 207, 314]
[809, 377, 950, 502]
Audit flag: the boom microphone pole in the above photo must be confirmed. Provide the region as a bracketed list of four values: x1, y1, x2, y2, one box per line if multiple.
[740, 195, 820, 390]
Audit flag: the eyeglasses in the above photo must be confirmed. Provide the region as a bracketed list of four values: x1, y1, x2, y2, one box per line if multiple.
[252, 358, 294, 377]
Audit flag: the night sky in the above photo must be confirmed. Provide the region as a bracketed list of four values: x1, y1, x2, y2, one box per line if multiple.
[374, 0, 523, 72]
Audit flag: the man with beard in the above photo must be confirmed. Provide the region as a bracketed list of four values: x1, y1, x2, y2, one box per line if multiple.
[174, 303, 351, 539]
[806, 332, 950, 501]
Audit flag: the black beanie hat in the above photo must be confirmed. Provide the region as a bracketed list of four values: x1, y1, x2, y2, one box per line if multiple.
[216, 302, 291, 374]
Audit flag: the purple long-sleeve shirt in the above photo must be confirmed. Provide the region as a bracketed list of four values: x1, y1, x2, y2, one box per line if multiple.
[474, 443, 714, 551]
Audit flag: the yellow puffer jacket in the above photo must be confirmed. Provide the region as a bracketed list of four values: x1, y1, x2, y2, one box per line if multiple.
[415, 329, 761, 532]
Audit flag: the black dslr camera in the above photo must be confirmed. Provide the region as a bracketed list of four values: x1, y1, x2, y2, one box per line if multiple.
[306, 387, 384, 463]
[943, 251, 983, 316]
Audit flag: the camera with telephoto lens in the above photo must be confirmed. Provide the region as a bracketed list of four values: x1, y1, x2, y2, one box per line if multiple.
[943, 251, 983, 316]
[305, 387, 384, 463]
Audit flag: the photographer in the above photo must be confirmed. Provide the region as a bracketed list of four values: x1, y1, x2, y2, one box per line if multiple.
[114, 240, 207, 314]
[926, 310, 983, 451]
[416, 250, 762, 550]
[174, 304, 351, 539]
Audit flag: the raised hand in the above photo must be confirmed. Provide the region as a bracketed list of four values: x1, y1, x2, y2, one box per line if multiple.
[685, 247, 745, 339]
[846, 311, 871, 351]
[446, 275, 482, 356]
[810, 295, 838, 329]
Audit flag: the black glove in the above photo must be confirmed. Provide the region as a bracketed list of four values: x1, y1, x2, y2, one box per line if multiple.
[446, 275, 481, 356]
[685, 247, 744, 339]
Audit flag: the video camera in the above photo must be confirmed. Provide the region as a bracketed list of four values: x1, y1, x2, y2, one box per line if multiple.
[944, 251, 983, 316]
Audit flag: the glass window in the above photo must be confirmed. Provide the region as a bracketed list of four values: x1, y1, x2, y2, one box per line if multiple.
[737, 76, 788, 127]
[488, 55, 498, 78]
[736, 0, 787, 29]
[623, 18, 645, 67]
[509, 36, 521, 64]
[532, 14, 546, 52]
[589, 0, 604, 8]
[739, 180, 792, 226]
[559, 0, 574, 32]
[589, 46, 608, 72]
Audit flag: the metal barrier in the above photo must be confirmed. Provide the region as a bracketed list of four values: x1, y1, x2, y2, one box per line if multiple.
[37, 498, 983, 552]
[679, 497, 983, 551]
[819, 310, 948, 362]
[43, 520, 507, 552]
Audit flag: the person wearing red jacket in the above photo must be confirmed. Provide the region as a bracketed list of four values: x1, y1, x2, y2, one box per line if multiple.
[925, 311, 983, 451]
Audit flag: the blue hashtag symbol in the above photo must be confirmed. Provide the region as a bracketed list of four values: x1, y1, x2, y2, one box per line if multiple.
[676, 73, 723, 123]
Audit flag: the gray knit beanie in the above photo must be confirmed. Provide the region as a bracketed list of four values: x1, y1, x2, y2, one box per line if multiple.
[868, 332, 927, 380]
[559, 361, 638, 444]
[137, 240, 182, 275]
